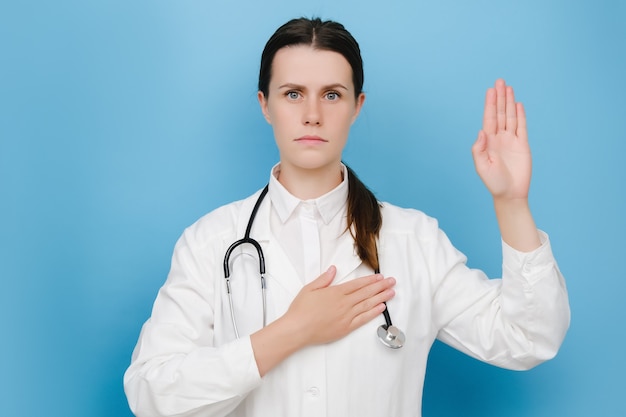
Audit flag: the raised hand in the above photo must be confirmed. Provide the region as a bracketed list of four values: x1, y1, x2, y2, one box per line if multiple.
[472, 79, 532, 201]
[470, 78, 541, 251]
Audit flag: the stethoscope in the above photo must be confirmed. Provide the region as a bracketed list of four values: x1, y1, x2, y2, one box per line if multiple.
[223, 185, 406, 349]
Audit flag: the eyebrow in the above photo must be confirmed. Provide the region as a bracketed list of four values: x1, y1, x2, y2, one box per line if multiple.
[277, 83, 350, 91]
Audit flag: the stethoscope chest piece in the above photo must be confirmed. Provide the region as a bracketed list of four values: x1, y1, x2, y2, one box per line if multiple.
[377, 324, 405, 349]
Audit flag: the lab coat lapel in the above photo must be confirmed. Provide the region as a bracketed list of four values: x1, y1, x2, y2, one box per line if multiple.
[239, 192, 303, 297]
[329, 230, 364, 284]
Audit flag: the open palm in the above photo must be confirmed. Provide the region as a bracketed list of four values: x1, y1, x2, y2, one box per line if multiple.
[472, 79, 532, 200]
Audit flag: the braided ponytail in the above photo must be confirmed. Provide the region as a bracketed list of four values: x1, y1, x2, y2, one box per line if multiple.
[345, 164, 382, 271]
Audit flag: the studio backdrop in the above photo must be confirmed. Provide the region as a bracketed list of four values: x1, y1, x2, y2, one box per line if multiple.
[1, 0, 624, 416]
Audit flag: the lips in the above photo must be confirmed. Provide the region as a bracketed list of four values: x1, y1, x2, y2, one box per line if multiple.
[295, 135, 327, 144]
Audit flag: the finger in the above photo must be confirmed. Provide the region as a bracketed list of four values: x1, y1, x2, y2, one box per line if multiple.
[307, 265, 337, 290]
[482, 87, 497, 135]
[495, 79, 506, 132]
[348, 277, 396, 305]
[516, 102, 528, 141]
[350, 292, 394, 329]
[505, 85, 517, 133]
[354, 285, 395, 313]
[350, 302, 387, 330]
[336, 273, 384, 295]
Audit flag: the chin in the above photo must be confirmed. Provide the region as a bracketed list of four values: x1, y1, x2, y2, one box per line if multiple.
[284, 158, 340, 173]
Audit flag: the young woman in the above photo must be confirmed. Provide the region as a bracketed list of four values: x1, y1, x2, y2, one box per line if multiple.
[124, 17, 570, 417]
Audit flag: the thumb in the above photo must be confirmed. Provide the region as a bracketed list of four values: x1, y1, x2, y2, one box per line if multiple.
[308, 265, 337, 290]
[472, 130, 489, 167]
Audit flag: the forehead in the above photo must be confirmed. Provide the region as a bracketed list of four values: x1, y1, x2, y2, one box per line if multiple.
[270, 45, 353, 88]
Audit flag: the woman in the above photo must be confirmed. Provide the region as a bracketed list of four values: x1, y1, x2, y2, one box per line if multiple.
[124, 17, 570, 417]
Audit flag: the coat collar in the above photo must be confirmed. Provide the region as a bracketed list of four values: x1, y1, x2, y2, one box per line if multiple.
[235, 184, 363, 297]
[268, 163, 349, 225]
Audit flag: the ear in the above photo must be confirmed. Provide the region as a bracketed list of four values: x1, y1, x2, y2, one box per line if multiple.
[257, 91, 272, 124]
[351, 93, 366, 124]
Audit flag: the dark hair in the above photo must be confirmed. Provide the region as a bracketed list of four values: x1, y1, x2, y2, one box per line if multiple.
[258, 17, 364, 99]
[259, 17, 382, 271]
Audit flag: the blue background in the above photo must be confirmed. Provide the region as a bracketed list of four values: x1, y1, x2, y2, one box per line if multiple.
[1, 0, 624, 416]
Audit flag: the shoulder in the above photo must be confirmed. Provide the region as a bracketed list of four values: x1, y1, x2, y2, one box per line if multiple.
[179, 189, 265, 248]
[379, 201, 441, 240]
[378, 202, 463, 268]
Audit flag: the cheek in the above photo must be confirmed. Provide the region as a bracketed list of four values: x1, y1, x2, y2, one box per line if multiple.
[333, 109, 356, 130]
[269, 105, 296, 127]
[269, 113, 296, 142]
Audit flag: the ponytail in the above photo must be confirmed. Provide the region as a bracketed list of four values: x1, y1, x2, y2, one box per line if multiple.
[345, 164, 382, 272]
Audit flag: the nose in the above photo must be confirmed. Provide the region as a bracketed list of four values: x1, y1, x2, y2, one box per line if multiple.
[303, 97, 321, 126]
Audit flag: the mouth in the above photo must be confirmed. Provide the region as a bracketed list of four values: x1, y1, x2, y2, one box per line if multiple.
[294, 135, 328, 144]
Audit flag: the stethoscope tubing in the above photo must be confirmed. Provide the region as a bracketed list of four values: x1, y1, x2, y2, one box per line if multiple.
[222, 184, 405, 348]
[223, 186, 269, 339]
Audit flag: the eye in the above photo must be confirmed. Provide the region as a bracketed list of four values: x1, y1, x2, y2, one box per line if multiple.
[325, 91, 341, 101]
[286, 91, 301, 100]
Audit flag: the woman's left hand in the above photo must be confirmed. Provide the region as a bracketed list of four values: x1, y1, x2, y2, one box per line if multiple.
[472, 79, 532, 201]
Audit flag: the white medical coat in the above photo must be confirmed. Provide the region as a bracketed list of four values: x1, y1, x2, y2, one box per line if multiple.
[124, 187, 570, 417]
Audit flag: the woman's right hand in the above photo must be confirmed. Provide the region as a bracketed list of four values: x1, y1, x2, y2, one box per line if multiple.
[285, 265, 396, 346]
[250, 266, 396, 376]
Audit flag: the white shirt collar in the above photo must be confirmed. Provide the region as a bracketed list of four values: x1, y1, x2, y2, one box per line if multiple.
[268, 163, 348, 225]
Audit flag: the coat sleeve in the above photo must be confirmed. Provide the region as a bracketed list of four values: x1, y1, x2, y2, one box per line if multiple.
[123, 217, 262, 417]
[427, 218, 570, 370]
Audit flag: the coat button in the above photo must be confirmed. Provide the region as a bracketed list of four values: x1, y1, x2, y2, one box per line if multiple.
[306, 387, 320, 397]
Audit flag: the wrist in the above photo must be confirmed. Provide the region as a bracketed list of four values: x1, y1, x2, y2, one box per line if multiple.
[250, 315, 306, 377]
[492, 197, 541, 252]
[275, 313, 310, 351]
[492, 196, 530, 213]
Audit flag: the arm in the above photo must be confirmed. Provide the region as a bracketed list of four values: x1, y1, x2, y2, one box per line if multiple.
[124, 226, 396, 416]
[430, 225, 570, 370]
[429, 79, 569, 367]
[472, 79, 541, 251]
[124, 229, 261, 417]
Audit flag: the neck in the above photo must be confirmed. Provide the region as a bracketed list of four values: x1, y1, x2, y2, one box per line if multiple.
[277, 163, 343, 200]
